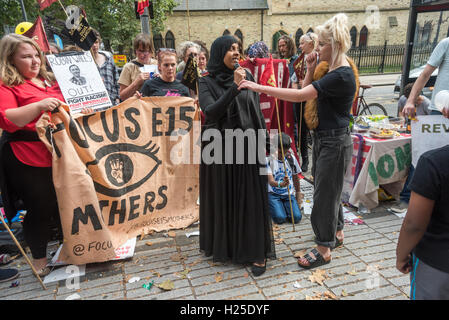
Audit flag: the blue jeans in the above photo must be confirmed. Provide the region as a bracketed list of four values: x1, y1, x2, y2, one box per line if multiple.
[268, 192, 302, 224]
[430, 110, 442, 115]
[400, 165, 415, 203]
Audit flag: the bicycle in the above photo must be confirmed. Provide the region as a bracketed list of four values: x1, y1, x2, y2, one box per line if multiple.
[353, 84, 388, 116]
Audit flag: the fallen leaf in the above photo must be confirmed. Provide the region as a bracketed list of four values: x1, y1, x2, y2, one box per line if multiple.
[156, 280, 174, 291]
[308, 269, 328, 286]
[346, 269, 358, 276]
[275, 238, 284, 245]
[243, 272, 249, 278]
[176, 268, 191, 279]
[341, 290, 349, 297]
[324, 291, 338, 300]
[140, 230, 146, 240]
[168, 231, 176, 237]
[214, 272, 223, 283]
[170, 253, 185, 262]
[294, 250, 307, 258]
[188, 258, 202, 267]
[145, 242, 153, 246]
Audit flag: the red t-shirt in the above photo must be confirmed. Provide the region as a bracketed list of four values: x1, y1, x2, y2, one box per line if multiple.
[0, 79, 65, 167]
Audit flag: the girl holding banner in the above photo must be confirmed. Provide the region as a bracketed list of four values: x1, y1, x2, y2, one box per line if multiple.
[198, 35, 276, 276]
[0, 34, 66, 276]
[239, 14, 356, 270]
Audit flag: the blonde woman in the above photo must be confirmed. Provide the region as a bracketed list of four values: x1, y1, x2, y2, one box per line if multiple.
[292, 31, 318, 171]
[239, 13, 356, 270]
[0, 34, 66, 276]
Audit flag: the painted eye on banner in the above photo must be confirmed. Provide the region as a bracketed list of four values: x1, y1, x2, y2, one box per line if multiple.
[85, 141, 162, 197]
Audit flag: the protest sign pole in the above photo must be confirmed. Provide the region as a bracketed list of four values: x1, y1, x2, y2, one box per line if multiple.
[0, 213, 47, 290]
[274, 98, 296, 232]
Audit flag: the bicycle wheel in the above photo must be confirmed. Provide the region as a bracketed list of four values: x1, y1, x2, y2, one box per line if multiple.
[359, 103, 388, 116]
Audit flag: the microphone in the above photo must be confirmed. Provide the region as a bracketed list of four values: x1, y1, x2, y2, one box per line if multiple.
[234, 62, 240, 70]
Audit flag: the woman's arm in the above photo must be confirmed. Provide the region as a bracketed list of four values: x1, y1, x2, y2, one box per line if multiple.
[238, 81, 318, 103]
[396, 191, 434, 274]
[5, 98, 63, 128]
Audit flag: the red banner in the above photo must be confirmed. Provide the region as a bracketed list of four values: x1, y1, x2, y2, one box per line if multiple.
[137, 0, 150, 15]
[36, 0, 57, 10]
[23, 16, 50, 53]
[240, 58, 297, 158]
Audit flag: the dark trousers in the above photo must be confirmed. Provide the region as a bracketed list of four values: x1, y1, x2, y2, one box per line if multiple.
[294, 102, 309, 162]
[2, 144, 61, 259]
[399, 165, 415, 203]
[311, 129, 352, 248]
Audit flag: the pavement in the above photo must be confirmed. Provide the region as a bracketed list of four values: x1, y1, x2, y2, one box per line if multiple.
[0, 178, 411, 301]
[359, 72, 400, 87]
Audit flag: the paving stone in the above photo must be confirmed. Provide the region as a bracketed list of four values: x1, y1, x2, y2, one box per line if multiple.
[358, 250, 397, 263]
[57, 274, 123, 295]
[331, 278, 390, 296]
[190, 268, 247, 286]
[388, 275, 410, 287]
[355, 243, 397, 256]
[262, 278, 316, 297]
[270, 285, 331, 300]
[344, 237, 393, 250]
[197, 284, 259, 300]
[127, 286, 193, 300]
[194, 276, 252, 296]
[341, 285, 402, 300]
[88, 291, 125, 300]
[374, 225, 402, 235]
[56, 282, 123, 300]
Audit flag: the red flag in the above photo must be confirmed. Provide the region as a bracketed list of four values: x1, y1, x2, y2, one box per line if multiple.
[259, 55, 277, 88]
[23, 16, 50, 53]
[36, 0, 58, 10]
[292, 52, 305, 81]
[137, 0, 150, 15]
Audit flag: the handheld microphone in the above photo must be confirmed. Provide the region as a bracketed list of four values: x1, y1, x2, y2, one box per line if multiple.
[234, 62, 240, 70]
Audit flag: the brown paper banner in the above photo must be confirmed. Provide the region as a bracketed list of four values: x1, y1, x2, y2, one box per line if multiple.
[36, 97, 200, 265]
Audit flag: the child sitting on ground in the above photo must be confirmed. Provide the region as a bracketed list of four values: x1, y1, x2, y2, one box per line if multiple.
[398, 82, 430, 117]
[266, 133, 302, 224]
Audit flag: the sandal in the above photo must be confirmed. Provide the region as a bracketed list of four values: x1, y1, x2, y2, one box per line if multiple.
[333, 237, 344, 249]
[297, 248, 331, 270]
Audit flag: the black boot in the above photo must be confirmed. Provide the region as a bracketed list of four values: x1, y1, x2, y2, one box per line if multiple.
[301, 156, 309, 172]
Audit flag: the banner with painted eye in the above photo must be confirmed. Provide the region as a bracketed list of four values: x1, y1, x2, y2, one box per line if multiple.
[36, 97, 200, 265]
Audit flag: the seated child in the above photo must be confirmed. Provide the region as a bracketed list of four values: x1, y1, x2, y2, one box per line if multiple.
[398, 82, 430, 117]
[266, 133, 302, 224]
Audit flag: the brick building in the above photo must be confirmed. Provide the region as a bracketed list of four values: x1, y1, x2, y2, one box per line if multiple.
[156, 0, 418, 52]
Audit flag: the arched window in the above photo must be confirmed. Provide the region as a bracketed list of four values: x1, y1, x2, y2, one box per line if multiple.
[234, 29, 243, 44]
[350, 26, 357, 48]
[272, 30, 287, 52]
[359, 26, 368, 48]
[223, 29, 231, 36]
[295, 28, 304, 49]
[307, 28, 314, 34]
[165, 31, 175, 49]
[153, 33, 164, 51]
[421, 22, 432, 45]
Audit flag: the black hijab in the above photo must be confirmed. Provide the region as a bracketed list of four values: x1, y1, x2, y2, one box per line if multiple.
[206, 35, 238, 88]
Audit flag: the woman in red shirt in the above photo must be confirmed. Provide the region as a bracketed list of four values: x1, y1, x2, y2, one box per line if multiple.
[0, 34, 66, 276]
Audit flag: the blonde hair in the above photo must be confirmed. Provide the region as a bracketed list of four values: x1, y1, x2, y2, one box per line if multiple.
[315, 13, 351, 67]
[0, 34, 54, 87]
[300, 32, 318, 51]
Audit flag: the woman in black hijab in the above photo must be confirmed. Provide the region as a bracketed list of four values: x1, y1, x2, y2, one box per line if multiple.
[198, 36, 275, 276]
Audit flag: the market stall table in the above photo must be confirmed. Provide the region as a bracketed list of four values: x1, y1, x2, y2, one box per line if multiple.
[342, 132, 412, 210]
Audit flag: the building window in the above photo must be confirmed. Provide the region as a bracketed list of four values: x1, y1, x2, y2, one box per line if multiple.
[350, 26, 357, 48]
[272, 30, 287, 52]
[153, 33, 164, 51]
[295, 28, 304, 50]
[223, 29, 231, 36]
[165, 31, 175, 49]
[359, 26, 368, 48]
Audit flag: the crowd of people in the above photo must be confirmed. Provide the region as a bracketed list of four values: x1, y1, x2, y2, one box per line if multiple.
[0, 12, 448, 299]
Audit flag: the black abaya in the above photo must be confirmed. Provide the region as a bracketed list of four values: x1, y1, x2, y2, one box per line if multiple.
[198, 36, 275, 264]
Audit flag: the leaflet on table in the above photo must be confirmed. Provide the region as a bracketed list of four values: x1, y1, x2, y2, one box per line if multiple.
[140, 64, 159, 79]
[46, 51, 113, 114]
[48, 237, 137, 266]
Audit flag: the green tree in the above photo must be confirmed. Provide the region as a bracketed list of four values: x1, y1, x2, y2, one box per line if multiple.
[0, 0, 38, 36]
